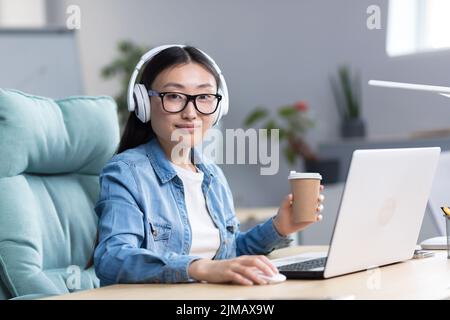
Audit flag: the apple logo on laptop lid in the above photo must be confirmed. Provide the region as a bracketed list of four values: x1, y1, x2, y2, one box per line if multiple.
[378, 197, 397, 227]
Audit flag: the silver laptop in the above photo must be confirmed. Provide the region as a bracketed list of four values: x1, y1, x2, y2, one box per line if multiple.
[273, 147, 441, 279]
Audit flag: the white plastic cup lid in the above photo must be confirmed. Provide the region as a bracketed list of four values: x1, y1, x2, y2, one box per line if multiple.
[288, 171, 322, 180]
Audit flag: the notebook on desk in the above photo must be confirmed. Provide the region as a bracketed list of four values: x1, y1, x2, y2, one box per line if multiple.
[273, 147, 441, 279]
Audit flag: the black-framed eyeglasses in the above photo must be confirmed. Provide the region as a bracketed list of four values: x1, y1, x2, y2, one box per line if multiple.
[148, 90, 222, 115]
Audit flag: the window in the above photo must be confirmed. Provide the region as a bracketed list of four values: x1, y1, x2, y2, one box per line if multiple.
[387, 0, 450, 56]
[0, 0, 46, 27]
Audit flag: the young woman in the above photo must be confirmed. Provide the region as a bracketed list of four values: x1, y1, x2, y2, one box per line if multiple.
[94, 45, 324, 286]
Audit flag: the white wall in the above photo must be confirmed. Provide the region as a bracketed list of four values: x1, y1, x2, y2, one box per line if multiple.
[52, 0, 450, 207]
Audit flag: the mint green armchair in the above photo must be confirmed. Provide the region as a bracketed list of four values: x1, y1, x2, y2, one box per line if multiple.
[0, 89, 120, 299]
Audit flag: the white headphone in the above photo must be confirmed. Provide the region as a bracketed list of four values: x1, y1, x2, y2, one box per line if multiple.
[127, 44, 229, 126]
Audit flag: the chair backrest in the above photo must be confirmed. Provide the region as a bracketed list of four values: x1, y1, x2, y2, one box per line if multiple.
[0, 89, 119, 299]
[428, 150, 450, 236]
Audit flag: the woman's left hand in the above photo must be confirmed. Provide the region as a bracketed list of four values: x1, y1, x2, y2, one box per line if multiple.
[273, 185, 325, 237]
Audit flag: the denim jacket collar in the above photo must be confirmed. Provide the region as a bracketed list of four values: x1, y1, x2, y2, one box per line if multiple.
[145, 137, 214, 184]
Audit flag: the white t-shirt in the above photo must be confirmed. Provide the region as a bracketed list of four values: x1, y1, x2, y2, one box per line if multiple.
[172, 164, 221, 259]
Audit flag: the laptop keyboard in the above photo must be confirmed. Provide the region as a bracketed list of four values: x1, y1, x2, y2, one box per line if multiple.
[278, 257, 327, 272]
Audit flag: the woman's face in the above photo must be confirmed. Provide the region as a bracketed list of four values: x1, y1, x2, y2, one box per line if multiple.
[149, 62, 218, 152]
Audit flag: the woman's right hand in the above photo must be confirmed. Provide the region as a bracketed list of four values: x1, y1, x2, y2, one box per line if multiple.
[188, 255, 279, 285]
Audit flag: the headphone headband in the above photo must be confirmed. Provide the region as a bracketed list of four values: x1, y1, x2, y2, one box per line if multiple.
[126, 44, 229, 125]
[127, 44, 185, 112]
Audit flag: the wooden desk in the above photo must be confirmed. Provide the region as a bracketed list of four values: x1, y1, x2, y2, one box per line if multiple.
[47, 246, 450, 300]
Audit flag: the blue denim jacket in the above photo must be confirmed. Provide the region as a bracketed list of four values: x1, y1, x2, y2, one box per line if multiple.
[94, 137, 292, 286]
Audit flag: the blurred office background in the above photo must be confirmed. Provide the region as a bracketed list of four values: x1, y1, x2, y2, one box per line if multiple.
[1, 0, 449, 243]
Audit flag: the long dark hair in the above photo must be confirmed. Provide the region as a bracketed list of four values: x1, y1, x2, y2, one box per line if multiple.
[116, 46, 221, 154]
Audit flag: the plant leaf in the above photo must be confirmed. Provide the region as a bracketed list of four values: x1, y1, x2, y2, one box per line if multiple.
[278, 106, 297, 118]
[339, 65, 359, 119]
[283, 146, 297, 165]
[278, 128, 287, 140]
[262, 119, 279, 137]
[243, 107, 268, 127]
[330, 76, 346, 119]
[353, 70, 361, 118]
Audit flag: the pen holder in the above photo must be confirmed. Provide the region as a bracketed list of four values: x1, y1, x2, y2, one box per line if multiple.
[446, 216, 450, 259]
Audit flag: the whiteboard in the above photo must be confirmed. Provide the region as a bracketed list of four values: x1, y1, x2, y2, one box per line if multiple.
[0, 28, 83, 98]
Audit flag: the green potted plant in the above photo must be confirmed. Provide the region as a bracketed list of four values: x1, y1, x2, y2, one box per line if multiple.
[244, 101, 339, 184]
[101, 40, 151, 131]
[330, 65, 366, 138]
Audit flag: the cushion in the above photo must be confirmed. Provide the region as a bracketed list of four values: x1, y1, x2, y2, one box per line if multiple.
[0, 89, 120, 298]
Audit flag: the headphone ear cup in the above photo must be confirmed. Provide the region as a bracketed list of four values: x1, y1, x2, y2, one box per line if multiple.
[219, 75, 229, 117]
[133, 84, 151, 123]
[213, 74, 229, 126]
[213, 110, 220, 126]
[213, 98, 224, 126]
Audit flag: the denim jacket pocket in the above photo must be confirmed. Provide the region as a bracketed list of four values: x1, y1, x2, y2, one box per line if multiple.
[225, 217, 239, 258]
[225, 216, 239, 233]
[149, 220, 172, 242]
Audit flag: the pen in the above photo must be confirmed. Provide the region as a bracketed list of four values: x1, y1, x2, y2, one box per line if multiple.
[440, 207, 450, 217]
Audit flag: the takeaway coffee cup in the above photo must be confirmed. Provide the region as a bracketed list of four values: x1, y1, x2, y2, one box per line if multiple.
[288, 171, 322, 223]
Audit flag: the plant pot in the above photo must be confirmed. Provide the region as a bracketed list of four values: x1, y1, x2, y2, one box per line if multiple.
[341, 118, 366, 138]
[304, 158, 340, 184]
